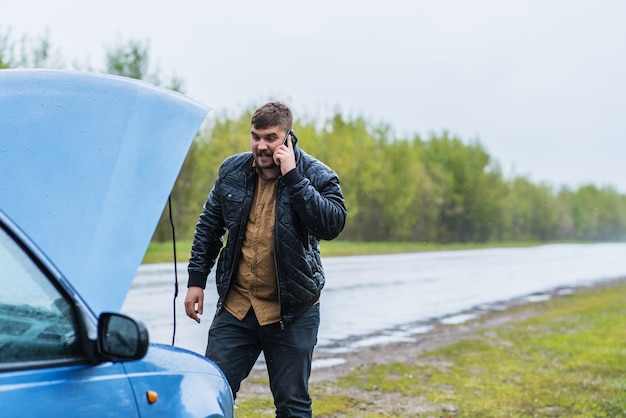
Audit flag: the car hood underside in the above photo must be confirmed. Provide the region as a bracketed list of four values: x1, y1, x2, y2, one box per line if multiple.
[0, 69, 209, 315]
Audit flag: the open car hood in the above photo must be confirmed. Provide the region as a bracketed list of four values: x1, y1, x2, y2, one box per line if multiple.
[0, 69, 209, 315]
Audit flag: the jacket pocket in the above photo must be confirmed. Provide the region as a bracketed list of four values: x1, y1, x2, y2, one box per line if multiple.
[220, 175, 246, 224]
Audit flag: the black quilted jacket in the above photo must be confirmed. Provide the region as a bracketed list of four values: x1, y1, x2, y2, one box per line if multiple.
[187, 144, 346, 325]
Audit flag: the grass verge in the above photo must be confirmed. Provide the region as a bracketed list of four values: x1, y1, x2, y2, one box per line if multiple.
[142, 240, 552, 264]
[234, 280, 626, 417]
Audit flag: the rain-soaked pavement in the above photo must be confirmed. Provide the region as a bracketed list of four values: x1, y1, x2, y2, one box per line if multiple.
[122, 242, 626, 359]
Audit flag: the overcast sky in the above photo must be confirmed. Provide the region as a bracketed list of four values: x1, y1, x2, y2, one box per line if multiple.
[6, 0, 626, 192]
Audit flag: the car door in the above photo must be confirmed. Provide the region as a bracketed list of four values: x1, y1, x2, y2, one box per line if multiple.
[0, 222, 139, 418]
[0, 363, 139, 417]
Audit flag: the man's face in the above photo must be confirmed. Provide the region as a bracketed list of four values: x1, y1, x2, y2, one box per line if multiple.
[251, 125, 287, 170]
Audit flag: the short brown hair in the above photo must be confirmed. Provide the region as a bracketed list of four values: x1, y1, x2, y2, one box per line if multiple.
[251, 102, 293, 132]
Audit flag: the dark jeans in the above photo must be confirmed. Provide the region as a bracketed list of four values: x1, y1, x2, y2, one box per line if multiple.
[205, 304, 320, 418]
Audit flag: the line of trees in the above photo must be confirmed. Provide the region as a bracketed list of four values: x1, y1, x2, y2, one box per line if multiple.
[3, 28, 626, 244]
[153, 112, 626, 243]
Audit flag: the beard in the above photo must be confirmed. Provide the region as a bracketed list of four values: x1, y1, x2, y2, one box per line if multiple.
[255, 152, 278, 169]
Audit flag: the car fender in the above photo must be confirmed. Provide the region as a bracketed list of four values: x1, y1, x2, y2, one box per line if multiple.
[122, 344, 235, 418]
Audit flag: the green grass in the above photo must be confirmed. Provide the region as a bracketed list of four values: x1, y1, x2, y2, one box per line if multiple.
[141, 240, 194, 264]
[142, 240, 551, 264]
[234, 281, 626, 417]
[143, 238, 622, 416]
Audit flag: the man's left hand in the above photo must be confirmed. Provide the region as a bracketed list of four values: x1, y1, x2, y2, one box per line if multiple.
[274, 132, 296, 175]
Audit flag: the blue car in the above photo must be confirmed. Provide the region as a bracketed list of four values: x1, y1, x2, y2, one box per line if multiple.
[0, 69, 234, 417]
[0, 208, 234, 417]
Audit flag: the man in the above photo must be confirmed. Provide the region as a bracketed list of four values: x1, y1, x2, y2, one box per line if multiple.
[184, 102, 346, 417]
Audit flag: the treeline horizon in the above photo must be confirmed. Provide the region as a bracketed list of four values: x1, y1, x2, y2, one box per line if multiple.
[2, 28, 625, 244]
[152, 109, 626, 244]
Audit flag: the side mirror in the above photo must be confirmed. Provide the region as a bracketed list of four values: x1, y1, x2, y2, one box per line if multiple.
[97, 312, 149, 361]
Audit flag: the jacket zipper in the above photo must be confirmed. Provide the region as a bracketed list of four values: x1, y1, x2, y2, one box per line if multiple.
[219, 171, 250, 313]
[275, 181, 284, 330]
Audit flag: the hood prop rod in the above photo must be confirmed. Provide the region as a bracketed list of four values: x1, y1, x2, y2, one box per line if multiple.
[168, 195, 179, 346]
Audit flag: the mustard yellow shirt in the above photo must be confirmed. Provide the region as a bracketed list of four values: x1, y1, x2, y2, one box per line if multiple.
[223, 169, 280, 325]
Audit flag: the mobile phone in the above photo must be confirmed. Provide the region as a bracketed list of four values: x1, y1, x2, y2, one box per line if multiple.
[282, 130, 293, 146]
